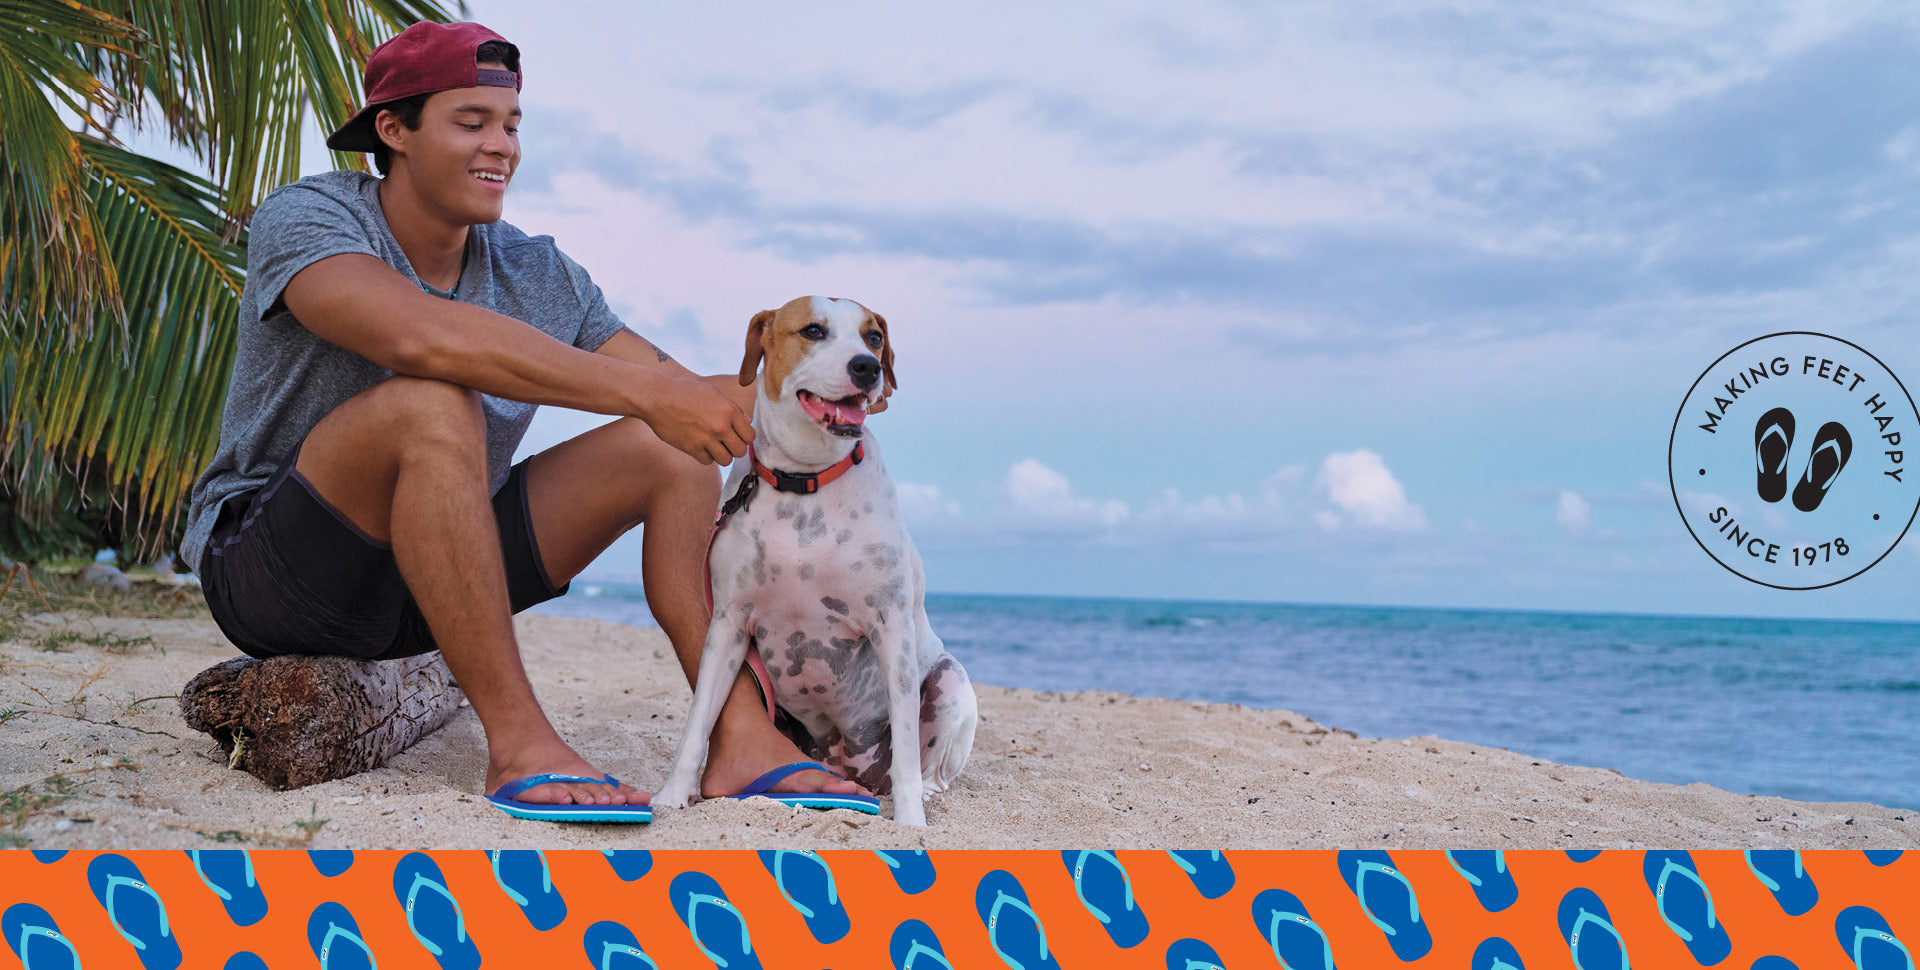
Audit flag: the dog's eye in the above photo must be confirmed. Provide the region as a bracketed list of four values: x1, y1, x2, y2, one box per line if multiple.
[801, 324, 826, 339]
[863, 330, 883, 349]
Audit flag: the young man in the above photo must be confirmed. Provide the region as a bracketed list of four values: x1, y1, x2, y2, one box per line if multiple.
[180, 21, 871, 815]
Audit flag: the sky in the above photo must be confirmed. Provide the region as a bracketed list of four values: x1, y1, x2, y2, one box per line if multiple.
[141, 1, 1920, 619]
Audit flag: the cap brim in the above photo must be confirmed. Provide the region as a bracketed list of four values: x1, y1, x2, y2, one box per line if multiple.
[324, 104, 383, 153]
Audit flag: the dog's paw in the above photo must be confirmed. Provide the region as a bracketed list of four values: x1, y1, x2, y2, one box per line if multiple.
[892, 802, 928, 826]
[653, 778, 699, 808]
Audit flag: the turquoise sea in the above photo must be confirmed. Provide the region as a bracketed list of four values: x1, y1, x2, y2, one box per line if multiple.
[532, 586, 1920, 810]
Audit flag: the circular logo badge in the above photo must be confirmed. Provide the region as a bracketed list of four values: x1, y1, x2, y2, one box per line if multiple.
[1669, 332, 1918, 589]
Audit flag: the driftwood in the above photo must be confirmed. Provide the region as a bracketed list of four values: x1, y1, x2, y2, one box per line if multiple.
[179, 653, 464, 790]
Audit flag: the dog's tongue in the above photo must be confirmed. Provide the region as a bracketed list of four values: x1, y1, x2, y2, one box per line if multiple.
[802, 392, 867, 427]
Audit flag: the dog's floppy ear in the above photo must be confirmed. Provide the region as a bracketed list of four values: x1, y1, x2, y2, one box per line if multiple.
[739, 309, 775, 386]
[872, 310, 897, 391]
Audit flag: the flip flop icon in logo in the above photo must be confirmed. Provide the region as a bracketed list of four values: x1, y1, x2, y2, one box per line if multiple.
[1793, 421, 1852, 512]
[1755, 407, 1795, 503]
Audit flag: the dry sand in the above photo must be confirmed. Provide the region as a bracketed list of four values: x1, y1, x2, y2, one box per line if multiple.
[2, 611, 1914, 850]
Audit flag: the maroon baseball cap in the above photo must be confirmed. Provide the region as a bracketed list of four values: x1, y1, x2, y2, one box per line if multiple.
[325, 21, 522, 153]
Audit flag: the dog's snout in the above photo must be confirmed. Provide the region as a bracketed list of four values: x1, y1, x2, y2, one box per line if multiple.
[848, 355, 881, 391]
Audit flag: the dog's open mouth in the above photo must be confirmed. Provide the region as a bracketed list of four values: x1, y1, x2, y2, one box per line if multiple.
[797, 390, 868, 437]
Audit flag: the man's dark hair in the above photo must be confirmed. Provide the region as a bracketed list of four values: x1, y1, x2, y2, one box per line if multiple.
[371, 40, 520, 176]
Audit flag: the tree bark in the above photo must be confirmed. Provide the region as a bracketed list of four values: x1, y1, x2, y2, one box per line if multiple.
[179, 653, 464, 790]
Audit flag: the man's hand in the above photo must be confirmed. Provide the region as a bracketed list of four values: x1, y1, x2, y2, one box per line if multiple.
[637, 375, 754, 464]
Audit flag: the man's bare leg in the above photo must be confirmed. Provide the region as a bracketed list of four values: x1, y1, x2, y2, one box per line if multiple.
[523, 416, 869, 798]
[295, 377, 641, 806]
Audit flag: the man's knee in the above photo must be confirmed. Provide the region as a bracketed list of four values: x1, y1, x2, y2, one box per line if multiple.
[369, 377, 486, 458]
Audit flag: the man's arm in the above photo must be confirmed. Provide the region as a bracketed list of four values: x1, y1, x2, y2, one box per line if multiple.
[281, 253, 752, 464]
[594, 328, 758, 417]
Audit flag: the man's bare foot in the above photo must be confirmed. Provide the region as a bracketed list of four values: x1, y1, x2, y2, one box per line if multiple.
[700, 706, 872, 799]
[485, 735, 650, 805]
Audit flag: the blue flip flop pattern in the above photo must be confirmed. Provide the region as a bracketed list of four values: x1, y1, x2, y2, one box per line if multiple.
[759, 850, 850, 944]
[603, 850, 653, 882]
[1644, 850, 1731, 965]
[584, 920, 657, 969]
[489, 849, 567, 931]
[725, 761, 880, 814]
[310, 851, 355, 878]
[484, 773, 653, 823]
[1746, 850, 1818, 916]
[1168, 850, 1235, 900]
[890, 919, 953, 970]
[224, 953, 269, 970]
[30, 852, 66, 865]
[1752, 957, 1800, 970]
[1835, 905, 1912, 970]
[86, 853, 183, 970]
[1338, 850, 1431, 961]
[1252, 888, 1335, 970]
[1061, 850, 1149, 949]
[876, 850, 938, 895]
[392, 852, 481, 969]
[4, 903, 81, 970]
[975, 869, 1060, 970]
[1472, 936, 1526, 970]
[1447, 850, 1519, 912]
[1167, 937, 1229, 970]
[1559, 887, 1628, 970]
[308, 901, 376, 970]
[190, 849, 268, 926]
[671, 870, 762, 970]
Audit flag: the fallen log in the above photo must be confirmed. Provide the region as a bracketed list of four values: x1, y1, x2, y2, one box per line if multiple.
[179, 653, 464, 790]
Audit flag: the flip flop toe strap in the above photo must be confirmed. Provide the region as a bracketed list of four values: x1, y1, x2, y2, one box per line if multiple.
[490, 773, 617, 801]
[738, 761, 848, 797]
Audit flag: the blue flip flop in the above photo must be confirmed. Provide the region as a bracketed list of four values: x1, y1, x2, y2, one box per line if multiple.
[488, 849, 566, 931]
[225, 953, 268, 970]
[1167, 938, 1228, 970]
[1567, 851, 1603, 863]
[190, 849, 268, 926]
[1558, 887, 1628, 970]
[1251, 888, 1335, 970]
[30, 851, 66, 865]
[1865, 851, 1904, 867]
[759, 850, 849, 944]
[484, 773, 652, 823]
[891, 919, 953, 970]
[1752, 958, 1799, 970]
[86, 853, 182, 970]
[1168, 850, 1235, 899]
[392, 852, 481, 970]
[583, 920, 657, 969]
[1446, 851, 1518, 913]
[876, 850, 938, 894]
[603, 850, 653, 882]
[726, 761, 880, 814]
[670, 871, 761, 970]
[1644, 850, 1731, 965]
[310, 851, 355, 877]
[975, 869, 1060, 970]
[307, 902, 376, 970]
[1473, 937, 1526, 970]
[1338, 850, 1431, 962]
[4, 903, 81, 970]
[1835, 905, 1913, 970]
[1062, 850, 1149, 949]
[1746, 850, 1817, 916]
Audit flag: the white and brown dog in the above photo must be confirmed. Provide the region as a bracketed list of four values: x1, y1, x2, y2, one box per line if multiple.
[654, 296, 976, 825]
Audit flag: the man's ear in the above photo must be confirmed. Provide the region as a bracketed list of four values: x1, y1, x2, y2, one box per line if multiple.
[739, 309, 774, 386]
[872, 311, 897, 391]
[374, 108, 408, 158]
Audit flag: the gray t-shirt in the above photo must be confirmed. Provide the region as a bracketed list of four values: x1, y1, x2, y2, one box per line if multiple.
[181, 170, 624, 569]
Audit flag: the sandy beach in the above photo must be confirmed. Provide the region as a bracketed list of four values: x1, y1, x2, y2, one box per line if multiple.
[2, 607, 1913, 851]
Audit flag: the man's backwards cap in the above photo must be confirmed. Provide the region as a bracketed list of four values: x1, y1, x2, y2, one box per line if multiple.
[325, 21, 521, 153]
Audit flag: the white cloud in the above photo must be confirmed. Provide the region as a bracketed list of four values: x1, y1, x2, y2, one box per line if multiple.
[897, 481, 963, 526]
[1557, 490, 1593, 538]
[997, 459, 1130, 535]
[1315, 449, 1427, 531]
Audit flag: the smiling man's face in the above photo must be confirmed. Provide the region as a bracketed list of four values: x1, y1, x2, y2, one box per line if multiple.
[378, 68, 521, 226]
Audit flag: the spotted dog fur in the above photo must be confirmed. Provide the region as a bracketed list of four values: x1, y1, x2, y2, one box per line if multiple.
[655, 296, 977, 825]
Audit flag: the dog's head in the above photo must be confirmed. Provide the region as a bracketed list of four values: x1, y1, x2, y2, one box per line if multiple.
[738, 296, 895, 439]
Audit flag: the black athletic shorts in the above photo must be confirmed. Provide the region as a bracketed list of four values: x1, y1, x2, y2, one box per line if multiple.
[198, 442, 568, 662]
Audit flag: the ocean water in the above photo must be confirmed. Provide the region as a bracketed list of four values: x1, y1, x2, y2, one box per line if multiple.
[532, 586, 1920, 809]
